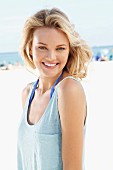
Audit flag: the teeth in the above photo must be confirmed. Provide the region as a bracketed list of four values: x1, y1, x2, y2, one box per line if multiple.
[44, 63, 57, 67]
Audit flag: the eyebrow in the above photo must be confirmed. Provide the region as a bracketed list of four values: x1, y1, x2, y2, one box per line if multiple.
[37, 42, 47, 45]
[37, 42, 67, 47]
[56, 44, 67, 47]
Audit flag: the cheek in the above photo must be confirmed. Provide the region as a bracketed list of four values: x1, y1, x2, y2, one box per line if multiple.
[32, 53, 40, 65]
[32, 51, 43, 62]
[61, 52, 69, 63]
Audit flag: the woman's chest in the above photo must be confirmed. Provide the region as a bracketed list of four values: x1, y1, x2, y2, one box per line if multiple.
[28, 92, 50, 125]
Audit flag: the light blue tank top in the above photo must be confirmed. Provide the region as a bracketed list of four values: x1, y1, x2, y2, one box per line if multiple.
[17, 76, 86, 170]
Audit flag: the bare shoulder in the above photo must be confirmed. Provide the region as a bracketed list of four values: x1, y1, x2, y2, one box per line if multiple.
[58, 77, 86, 100]
[57, 77, 86, 124]
[21, 82, 33, 108]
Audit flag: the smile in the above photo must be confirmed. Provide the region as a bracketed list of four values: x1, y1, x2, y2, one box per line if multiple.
[42, 62, 59, 67]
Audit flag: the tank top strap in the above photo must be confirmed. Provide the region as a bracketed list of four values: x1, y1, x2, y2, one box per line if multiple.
[28, 79, 39, 109]
[28, 71, 63, 108]
[55, 76, 77, 89]
[50, 71, 63, 99]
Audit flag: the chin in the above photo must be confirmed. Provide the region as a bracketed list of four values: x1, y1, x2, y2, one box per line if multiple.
[40, 70, 62, 79]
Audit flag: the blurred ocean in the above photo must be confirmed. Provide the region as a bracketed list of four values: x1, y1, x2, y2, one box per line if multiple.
[0, 52, 23, 65]
[92, 45, 113, 60]
[0, 45, 113, 65]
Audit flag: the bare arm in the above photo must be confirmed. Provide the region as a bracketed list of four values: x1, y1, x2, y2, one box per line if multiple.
[58, 78, 86, 170]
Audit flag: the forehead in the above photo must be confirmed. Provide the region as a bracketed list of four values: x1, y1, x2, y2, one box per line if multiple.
[33, 27, 69, 44]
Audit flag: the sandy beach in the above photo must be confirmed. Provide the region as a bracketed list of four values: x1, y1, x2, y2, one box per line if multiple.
[0, 61, 113, 170]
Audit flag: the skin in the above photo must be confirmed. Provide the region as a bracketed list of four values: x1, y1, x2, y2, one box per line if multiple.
[22, 27, 86, 170]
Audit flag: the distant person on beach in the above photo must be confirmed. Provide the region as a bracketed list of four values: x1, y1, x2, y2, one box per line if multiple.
[95, 53, 101, 61]
[17, 8, 92, 170]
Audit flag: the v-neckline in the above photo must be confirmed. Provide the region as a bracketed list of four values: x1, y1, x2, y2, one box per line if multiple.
[25, 72, 64, 127]
[25, 89, 57, 128]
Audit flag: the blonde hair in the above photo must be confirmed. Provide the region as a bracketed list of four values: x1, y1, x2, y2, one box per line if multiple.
[20, 8, 92, 79]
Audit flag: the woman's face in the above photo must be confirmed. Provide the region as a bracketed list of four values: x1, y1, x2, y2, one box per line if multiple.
[31, 27, 69, 78]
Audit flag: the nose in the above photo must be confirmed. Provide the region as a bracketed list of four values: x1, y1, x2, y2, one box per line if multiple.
[47, 50, 56, 60]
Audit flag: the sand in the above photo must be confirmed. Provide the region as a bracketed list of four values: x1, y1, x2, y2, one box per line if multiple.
[0, 62, 113, 170]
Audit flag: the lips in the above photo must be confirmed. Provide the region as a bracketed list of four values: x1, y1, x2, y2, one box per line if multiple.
[42, 62, 59, 68]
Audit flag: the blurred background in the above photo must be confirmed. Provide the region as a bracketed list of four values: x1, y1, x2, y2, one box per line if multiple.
[0, 0, 113, 169]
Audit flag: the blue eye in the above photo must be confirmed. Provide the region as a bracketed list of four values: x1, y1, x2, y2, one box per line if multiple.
[38, 46, 47, 50]
[56, 47, 65, 51]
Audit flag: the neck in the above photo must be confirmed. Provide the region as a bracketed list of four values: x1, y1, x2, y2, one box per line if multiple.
[38, 72, 63, 94]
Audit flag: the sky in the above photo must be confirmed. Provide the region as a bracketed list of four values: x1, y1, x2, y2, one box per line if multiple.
[0, 0, 113, 52]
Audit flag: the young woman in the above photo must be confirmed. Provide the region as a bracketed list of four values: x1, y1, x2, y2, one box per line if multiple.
[17, 8, 92, 170]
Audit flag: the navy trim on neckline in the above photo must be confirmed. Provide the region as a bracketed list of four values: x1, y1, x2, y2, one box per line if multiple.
[28, 71, 63, 108]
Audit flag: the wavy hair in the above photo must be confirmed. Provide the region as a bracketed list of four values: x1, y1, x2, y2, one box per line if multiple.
[20, 8, 92, 79]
